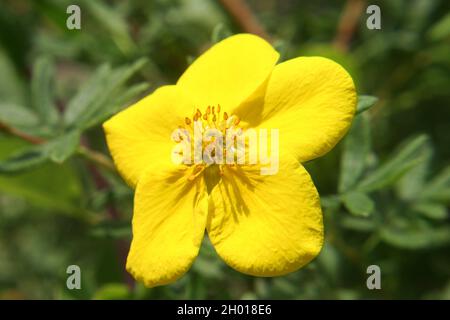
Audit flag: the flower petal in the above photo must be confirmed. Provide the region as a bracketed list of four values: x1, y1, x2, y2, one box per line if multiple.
[207, 153, 323, 276]
[177, 34, 279, 112]
[103, 85, 195, 187]
[127, 162, 208, 287]
[258, 57, 357, 162]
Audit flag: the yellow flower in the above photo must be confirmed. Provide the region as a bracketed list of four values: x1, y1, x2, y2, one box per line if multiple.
[103, 34, 356, 287]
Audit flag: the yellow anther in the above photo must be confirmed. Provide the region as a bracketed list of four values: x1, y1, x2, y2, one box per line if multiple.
[217, 104, 221, 113]
[223, 112, 228, 120]
[185, 117, 191, 125]
[206, 106, 211, 114]
[203, 114, 208, 120]
[188, 165, 205, 181]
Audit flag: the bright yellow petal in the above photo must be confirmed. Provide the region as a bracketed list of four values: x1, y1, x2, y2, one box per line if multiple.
[259, 57, 356, 162]
[207, 153, 323, 276]
[177, 34, 279, 113]
[126, 162, 207, 287]
[103, 85, 195, 187]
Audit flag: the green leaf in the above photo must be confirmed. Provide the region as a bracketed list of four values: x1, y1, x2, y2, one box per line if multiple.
[380, 225, 450, 250]
[428, 12, 450, 41]
[413, 202, 448, 220]
[82, 0, 136, 55]
[211, 23, 232, 43]
[357, 135, 430, 192]
[90, 220, 131, 239]
[93, 283, 131, 300]
[0, 103, 40, 128]
[342, 191, 375, 217]
[339, 112, 371, 192]
[356, 95, 378, 114]
[0, 48, 26, 105]
[0, 146, 48, 173]
[31, 56, 59, 125]
[65, 59, 148, 131]
[421, 166, 450, 203]
[340, 216, 375, 232]
[192, 256, 223, 279]
[82, 82, 149, 129]
[396, 142, 433, 200]
[46, 131, 81, 164]
[63, 64, 111, 127]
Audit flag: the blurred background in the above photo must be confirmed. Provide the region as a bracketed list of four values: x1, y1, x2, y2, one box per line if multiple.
[0, 0, 449, 299]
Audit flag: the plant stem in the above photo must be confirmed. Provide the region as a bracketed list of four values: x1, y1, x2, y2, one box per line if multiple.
[218, 0, 270, 40]
[0, 121, 45, 144]
[333, 0, 366, 52]
[0, 120, 115, 172]
[77, 145, 115, 171]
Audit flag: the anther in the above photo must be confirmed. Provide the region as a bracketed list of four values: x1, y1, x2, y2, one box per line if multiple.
[217, 104, 221, 113]
[223, 112, 228, 120]
[185, 117, 191, 125]
[188, 165, 205, 181]
[196, 108, 202, 117]
[203, 114, 208, 120]
[206, 106, 211, 114]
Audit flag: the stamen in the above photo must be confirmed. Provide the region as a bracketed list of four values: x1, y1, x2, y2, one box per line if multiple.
[203, 114, 208, 120]
[188, 165, 205, 181]
[217, 104, 221, 114]
[185, 117, 191, 125]
[206, 106, 211, 114]
[223, 112, 228, 121]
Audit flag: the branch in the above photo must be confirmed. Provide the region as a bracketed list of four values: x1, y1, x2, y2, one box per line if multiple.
[333, 0, 366, 52]
[77, 145, 115, 171]
[0, 121, 115, 171]
[218, 0, 270, 41]
[0, 121, 45, 144]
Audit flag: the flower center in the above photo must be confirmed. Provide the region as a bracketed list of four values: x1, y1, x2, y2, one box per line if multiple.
[172, 104, 244, 181]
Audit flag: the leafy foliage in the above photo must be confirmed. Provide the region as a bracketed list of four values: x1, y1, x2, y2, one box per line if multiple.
[0, 0, 449, 300]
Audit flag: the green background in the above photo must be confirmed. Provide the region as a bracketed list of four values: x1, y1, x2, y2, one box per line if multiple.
[0, 0, 449, 299]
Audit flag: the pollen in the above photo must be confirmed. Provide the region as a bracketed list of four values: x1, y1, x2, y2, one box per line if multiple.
[175, 104, 243, 179]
